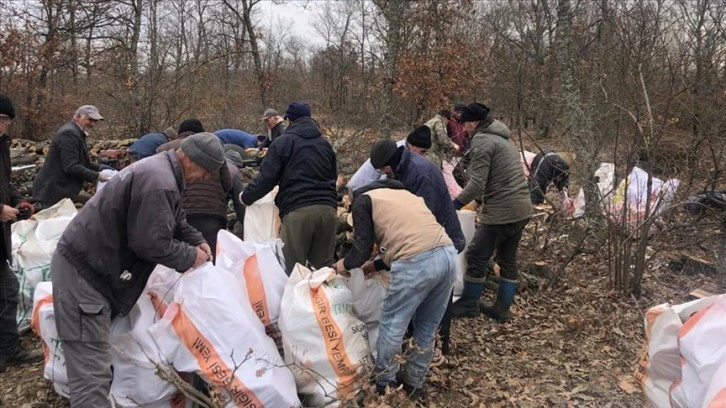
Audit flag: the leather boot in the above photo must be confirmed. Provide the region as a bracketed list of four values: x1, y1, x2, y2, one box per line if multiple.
[479, 278, 516, 322]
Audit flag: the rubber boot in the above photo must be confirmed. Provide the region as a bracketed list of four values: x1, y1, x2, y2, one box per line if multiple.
[479, 278, 516, 322]
[451, 282, 483, 318]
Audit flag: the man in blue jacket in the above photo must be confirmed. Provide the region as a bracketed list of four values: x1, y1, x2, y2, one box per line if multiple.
[369, 129, 466, 252]
[240, 102, 337, 274]
[213, 128, 259, 149]
[128, 127, 177, 161]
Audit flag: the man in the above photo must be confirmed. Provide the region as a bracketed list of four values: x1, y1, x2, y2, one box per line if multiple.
[451, 103, 532, 322]
[155, 118, 205, 153]
[260, 108, 287, 148]
[368, 131, 465, 253]
[240, 102, 337, 274]
[0, 95, 42, 373]
[32, 105, 110, 208]
[528, 148, 571, 205]
[128, 127, 178, 161]
[424, 110, 459, 168]
[213, 128, 259, 149]
[448, 103, 469, 156]
[347, 125, 432, 193]
[52, 132, 224, 407]
[333, 178, 456, 401]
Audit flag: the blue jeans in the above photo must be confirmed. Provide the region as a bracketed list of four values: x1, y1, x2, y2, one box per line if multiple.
[376, 245, 456, 388]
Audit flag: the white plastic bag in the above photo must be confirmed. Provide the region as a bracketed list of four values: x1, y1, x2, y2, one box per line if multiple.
[13, 198, 76, 332]
[149, 263, 299, 408]
[31, 282, 69, 397]
[243, 187, 280, 242]
[442, 159, 462, 198]
[635, 295, 724, 407]
[574, 163, 615, 218]
[216, 230, 286, 350]
[110, 265, 184, 407]
[670, 298, 726, 408]
[453, 210, 476, 302]
[342, 268, 389, 355]
[279, 264, 372, 407]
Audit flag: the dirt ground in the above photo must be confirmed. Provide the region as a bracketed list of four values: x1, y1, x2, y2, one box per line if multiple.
[2, 210, 723, 408]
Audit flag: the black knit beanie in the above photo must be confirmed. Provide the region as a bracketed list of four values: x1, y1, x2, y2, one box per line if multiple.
[406, 125, 432, 149]
[370, 139, 399, 169]
[0, 95, 15, 119]
[178, 118, 204, 134]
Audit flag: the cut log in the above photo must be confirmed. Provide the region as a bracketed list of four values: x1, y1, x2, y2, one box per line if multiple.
[688, 288, 716, 299]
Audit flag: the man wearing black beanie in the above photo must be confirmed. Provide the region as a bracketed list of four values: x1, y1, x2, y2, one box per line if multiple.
[0, 95, 43, 372]
[347, 125, 433, 193]
[451, 102, 532, 322]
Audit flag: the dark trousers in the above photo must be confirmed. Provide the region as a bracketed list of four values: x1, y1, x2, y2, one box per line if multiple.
[0, 260, 19, 356]
[280, 204, 336, 275]
[186, 215, 227, 262]
[464, 219, 529, 283]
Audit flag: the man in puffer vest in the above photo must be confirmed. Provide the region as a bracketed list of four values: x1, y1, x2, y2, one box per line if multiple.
[333, 178, 456, 401]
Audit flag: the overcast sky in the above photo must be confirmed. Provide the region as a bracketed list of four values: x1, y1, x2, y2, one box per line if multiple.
[257, 0, 326, 47]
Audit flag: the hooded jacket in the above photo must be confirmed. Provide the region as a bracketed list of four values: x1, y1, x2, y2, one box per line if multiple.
[56, 150, 205, 317]
[390, 147, 465, 252]
[0, 133, 23, 262]
[241, 117, 337, 218]
[32, 121, 100, 207]
[456, 119, 532, 225]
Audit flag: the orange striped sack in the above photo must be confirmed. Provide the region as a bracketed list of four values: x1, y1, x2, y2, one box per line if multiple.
[279, 264, 373, 407]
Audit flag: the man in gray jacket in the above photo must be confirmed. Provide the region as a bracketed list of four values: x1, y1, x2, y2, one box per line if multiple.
[51, 132, 225, 407]
[451, 103, 532, 322]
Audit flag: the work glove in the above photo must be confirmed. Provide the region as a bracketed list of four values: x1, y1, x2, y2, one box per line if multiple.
[98, 172, 111, 183]
[16, 201, 34, 220]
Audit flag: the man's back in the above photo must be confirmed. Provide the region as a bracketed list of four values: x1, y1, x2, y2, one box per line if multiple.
[242, 117, 337, 218]
[129, 132, 167, 159]
[214, 129, 258, 149]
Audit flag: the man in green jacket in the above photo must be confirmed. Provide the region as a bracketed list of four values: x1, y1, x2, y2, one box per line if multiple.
[451, 102, 532, 322]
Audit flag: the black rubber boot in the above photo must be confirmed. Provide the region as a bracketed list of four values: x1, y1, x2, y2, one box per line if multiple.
[479, 278, 517, 323]
[450, 298, 479, 318]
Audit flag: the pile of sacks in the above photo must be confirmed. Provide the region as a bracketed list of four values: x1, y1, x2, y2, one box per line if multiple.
[636, 294, 726, 407]
[30, 229, 389, 407]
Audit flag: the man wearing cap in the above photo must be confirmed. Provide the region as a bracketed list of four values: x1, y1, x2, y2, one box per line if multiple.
[240, 102, 337, 274]
[32, 105, 109, 208]
[347, 126, 433, 193]
[128, 127, 178, 161]
[259, 108, 287, 148]
[0, 95, 43, 373]
[451, 102, 532, 322]
[51, 132, 224, 407]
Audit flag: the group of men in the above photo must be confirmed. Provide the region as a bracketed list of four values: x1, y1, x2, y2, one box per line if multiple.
[0, 92, 571, 406]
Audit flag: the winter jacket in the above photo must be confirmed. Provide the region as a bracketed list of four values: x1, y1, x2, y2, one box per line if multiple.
[425, 114, 457, 167]
[447, 119, 469, 156]
[528, 149, 570, 204]
[214, 129, 258, 149]
[343, 179, 453, 269]
[0, 133, 23, 262]
[56, 150, 205, 317]
[181, 161, 234, 221]
[241, 117, 337, 218]
[129, 131, 172, 159]
[456, 120, 532, 225]
[347, 139, 407, 193]
[392, 147, 465, 252]
[32, 121, 100, 207]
